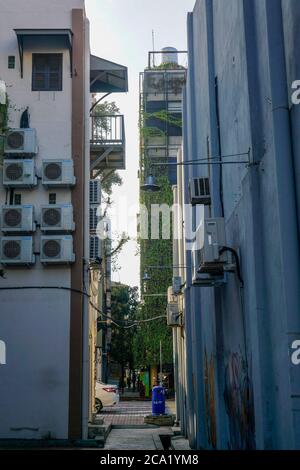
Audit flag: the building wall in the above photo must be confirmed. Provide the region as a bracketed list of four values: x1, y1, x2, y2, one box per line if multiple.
[179, 0, 300, 450]
[0, 0, 88, 440]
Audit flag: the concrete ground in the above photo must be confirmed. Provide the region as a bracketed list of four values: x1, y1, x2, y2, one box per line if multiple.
[98, 399, 191, 450]
[104, 427, 173, 450]
[101, 399, 175, 426]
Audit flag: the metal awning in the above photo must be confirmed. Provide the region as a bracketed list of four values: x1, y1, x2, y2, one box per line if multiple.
[90, 55, 128, 93]
[14, 29, 73, 78]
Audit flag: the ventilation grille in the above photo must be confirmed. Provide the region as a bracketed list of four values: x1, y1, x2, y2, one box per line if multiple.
[5, 163, 23, 181]
[6, 131, 24, 150]
[3, 240, 21, 259]
[89, 180, 101, 205]
[42, 239, 61, 259]
[90, 207, 99, 231]
[44, 162, 62, 181]
[43, 208, 61, 227]
[194, 177, 209, 197]
[90, 236, 101, 260]
[189, 177, 211, 206]
[4, 209, 22, 227]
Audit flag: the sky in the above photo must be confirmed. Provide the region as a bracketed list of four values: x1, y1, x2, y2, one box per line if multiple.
[85, 0, 196, 287]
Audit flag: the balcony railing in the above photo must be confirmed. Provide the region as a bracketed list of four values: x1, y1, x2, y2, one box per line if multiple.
[90, 114, 125, 147]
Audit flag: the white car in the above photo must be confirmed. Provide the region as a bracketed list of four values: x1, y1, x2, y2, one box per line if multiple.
[95, 381, 119, 413]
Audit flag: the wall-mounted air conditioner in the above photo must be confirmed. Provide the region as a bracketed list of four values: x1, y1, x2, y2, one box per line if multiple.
[90, 235, 102, 261]
[1, 205, 35, 233]
[167, 303, 181, 327]
[90, 180, 101, 205]
[42, 160, 76, 188]
[192, 217, 228, 284]
[4, 128, 38, 156]
[3, 159, 37, 188]
[189, 177, 211, 206]
[172, 276, 182, 295]
[41, 204, 75, 232]
[0, 236, 35, 265]
[40, 235, 75, 265]
[167, 286, 181, 326]
[90, 206, 100, 232]
[167, 285, 178, 304]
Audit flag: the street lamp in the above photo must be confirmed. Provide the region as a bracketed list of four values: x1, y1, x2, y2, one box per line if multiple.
[140, 174, 161, 192]
[140, 149, 252, 192]
[142, 271, 151, 282]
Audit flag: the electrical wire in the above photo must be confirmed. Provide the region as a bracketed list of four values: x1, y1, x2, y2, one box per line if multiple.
[0, 285, 167, 329]
[219, 246, 244, 287]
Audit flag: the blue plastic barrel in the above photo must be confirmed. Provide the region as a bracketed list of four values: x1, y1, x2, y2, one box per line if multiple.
[152, 386, 166, 415]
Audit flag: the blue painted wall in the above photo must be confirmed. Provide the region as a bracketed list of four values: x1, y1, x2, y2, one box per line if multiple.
[182, 0, 300, 449]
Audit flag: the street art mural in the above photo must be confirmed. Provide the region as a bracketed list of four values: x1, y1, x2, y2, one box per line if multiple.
[223, 351, 256, 450]
[204, 349, 217, 449]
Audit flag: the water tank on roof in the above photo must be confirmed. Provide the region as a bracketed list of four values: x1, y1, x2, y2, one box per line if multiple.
[161, 47, 178, 65]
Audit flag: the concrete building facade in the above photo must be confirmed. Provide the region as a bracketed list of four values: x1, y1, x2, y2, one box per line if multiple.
[0, 0, 127, 441]
[173, 0, 300, 450]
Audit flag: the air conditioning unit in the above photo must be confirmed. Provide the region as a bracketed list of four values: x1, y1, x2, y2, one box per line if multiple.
[189, 177, 211, 206]
[40, 235, 75, 264]
[1, 205, 35, 233]
[42, 160, 76, 188]
[0, 236, 35, 265]
[193, 217, 228, 277]
[4, 128, 38, 156]
[90, 235, 102, 261]
[167, 285, 178, 304]
[172, 276, 182, 295]
[90, 206, 100, 231]
[90, 180, 101, 205]
[167, 304, 181, 327]
[3, 159, 37, 188]
[41, 204, 75, 232]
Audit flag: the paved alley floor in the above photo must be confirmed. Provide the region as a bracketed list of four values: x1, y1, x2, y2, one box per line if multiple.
[104, 427, 173, 450]
[100, 400, 175, 426]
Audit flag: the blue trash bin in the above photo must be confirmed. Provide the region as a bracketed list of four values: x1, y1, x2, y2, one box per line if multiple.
[152, 386, 165, 415]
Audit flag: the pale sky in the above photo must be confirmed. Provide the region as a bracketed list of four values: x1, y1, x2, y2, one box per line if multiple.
[85, 0, 195, 287]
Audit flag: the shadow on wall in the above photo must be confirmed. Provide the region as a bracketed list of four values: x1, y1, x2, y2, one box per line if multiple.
[224, 351, 256, 450]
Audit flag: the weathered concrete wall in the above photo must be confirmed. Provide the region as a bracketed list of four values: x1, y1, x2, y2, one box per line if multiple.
[182, 0, 300, 449]
[0, 0, 87, 440]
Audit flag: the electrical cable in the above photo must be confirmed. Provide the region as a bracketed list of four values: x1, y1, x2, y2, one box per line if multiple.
[0, 285, 166, 329]
[219, 246, 244, 287]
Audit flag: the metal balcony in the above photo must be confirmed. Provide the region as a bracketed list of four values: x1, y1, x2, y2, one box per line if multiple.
[90, 114, 125, 174]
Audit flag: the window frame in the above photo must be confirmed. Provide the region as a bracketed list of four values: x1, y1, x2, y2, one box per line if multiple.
[32, 53, 63, 92]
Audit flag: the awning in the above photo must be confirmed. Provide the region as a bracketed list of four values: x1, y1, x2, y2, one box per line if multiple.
[90, 55, 128, 93]
[14, 29, 73, 78]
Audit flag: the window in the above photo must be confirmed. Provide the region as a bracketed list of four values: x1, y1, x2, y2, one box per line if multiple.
[14, 194, 21, 205]
[8, 56, 15, 69]
[49, 193, 57, 205]
[168, 101, 182, 112]
[32, 54, 63, 91]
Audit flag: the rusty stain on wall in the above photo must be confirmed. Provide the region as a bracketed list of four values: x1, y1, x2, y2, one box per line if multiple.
[204, 349, 217, 448]
[223, 351, 256, 449]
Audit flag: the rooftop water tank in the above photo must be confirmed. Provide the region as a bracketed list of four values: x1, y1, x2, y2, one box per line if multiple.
[161, 47, 178, 65]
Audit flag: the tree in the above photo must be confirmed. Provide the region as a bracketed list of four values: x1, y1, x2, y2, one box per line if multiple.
[110, 284, 139, 389]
